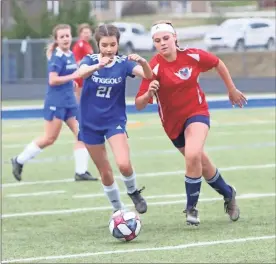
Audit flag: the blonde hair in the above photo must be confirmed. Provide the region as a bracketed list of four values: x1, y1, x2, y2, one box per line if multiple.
[77, 23, 91, 35]
[46, 24, 71, 59]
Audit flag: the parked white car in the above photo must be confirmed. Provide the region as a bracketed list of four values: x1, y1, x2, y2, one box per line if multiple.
[112, 22, 155, 53]
[204, 18, 275, 51]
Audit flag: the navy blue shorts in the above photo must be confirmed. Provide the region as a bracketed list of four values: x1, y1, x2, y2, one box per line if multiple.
[171, 115, 210, 148]
[78, 123, 128, 145]
[44, 106, 78, 121]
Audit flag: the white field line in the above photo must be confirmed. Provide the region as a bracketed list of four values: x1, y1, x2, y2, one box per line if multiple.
[2, 129, 275, 149]
[73, 192, 196, 199]
[2, 193, 275, 219]
[2, 94, 275, 111]
[2, 142, 276, 165]
[2, 235, 275, 263]
[2, 119, 275, 138]
[5, 191, 201, 200]
[2, 163, 275, 188]
[6, 190, 66, 198]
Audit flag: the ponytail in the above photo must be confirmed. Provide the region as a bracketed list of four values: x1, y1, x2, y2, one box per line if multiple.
[46, 42, 58, 60]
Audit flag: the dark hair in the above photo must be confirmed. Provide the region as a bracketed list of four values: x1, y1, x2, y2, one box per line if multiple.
[152, 20, 179, 48]
[94, 24, 120, 45]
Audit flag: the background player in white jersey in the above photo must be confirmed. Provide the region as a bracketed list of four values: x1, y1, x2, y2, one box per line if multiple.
[11, 24, 97, 181]
[76, 24, 153, 214]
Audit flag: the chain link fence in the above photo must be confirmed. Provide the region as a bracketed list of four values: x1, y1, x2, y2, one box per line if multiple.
[1, 38, 275, 84]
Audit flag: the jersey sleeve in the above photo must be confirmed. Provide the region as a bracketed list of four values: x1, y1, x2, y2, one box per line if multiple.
[79, 54, 96, 67]
[136, 78, 154, 104]
[197, 49, 219, 72]
[126, 59, 137, 78]
[135, 56, 159, 104]
[48, 54, 63, 75]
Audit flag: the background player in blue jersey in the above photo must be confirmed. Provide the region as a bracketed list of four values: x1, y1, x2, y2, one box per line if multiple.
[11, 24, 97, 182]
[76, 24, 153, 214]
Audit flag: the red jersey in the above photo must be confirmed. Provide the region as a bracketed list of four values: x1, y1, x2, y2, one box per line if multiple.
[136, 48, 219, 139]
[72, 40, 93, 87]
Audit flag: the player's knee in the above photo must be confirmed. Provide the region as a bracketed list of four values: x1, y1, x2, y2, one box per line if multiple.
[117, 161, 132, 176]
[185, 149, 202, 168]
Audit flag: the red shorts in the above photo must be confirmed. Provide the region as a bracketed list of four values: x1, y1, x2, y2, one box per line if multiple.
[75, 78, 83, 88]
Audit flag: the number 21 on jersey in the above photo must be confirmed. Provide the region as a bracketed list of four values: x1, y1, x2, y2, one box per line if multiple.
[96, 86, 112, 98]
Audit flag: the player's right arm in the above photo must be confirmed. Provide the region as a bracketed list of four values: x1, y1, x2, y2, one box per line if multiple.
[76, 55, 112, 79]
[48, 53, 78, 86]
[135, 80, 159, 110]
[135, 57, 159, 110]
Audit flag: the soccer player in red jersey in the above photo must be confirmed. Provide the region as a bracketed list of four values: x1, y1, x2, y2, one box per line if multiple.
[72, 23, 94, 102]
[135, 21, 247, 226]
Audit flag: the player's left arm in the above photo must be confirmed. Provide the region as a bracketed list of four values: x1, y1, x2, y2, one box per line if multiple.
[128, 54, 153, 79]
[197, 49, 247, 108]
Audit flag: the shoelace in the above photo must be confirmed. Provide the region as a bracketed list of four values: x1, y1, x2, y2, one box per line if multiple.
[129, 186, 145, 199]
[183, 207, 197, 215]
[137, 186, 145, 193]
[224, 200, 233, 213]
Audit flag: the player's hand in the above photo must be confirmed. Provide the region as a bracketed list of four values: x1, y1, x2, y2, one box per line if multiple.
[98, 57, 113, 69]
[228, 88, 247, 108]
[128, 54, 146, 64]
[148, 80, 159, 97]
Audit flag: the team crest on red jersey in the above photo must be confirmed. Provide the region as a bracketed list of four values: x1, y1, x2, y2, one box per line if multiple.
[174, 67, 192, 80]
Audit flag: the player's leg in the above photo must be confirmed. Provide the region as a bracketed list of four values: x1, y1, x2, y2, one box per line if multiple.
[201, 152, 240, 221]
[178, 148, 240, 221]
[107, 128, 147, 214]
[183, 119, 208, 225]
[82, 130, 124, 212]
[11, 112, 63, 181]
[65, 109, 98, 181]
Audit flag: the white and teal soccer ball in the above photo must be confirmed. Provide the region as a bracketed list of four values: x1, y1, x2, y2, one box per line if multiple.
[109, 210, 142, 242]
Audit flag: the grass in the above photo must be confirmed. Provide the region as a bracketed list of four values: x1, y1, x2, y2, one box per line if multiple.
[1, 93, 274, 107]
[2, 107, 276, 263]
[212, 1, 257, 7]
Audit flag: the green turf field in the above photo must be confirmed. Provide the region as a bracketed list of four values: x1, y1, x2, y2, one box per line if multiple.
[2, 108, 276, 263]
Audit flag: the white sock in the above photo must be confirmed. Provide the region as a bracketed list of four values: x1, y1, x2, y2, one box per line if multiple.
[103, 181, 123, 211]
[74, 148, 89, 174]
[121, 172, 137, 194]
[17, 141, 42, 164]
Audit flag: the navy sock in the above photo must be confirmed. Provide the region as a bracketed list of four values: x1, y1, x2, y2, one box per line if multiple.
[185, 175, 202, 210]
[206, 169, 232, 199]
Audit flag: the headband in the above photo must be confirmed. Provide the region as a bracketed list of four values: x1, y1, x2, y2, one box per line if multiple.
[150, 23, 175, 38]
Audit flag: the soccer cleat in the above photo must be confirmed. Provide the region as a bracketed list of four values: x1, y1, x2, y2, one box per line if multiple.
[184, 207, 200, 226]
[128, 186, 147, 214]
[224, 186, 240, 221]
[11, 157, 23, 181]
[75, 171, 99, 181]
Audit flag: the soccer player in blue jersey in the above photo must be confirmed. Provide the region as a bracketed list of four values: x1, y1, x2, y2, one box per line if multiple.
[11, 24, 97, 181]
[75, 24, 153, 214]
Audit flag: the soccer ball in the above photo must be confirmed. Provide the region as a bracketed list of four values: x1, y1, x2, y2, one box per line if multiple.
[109, 210, 142, 242]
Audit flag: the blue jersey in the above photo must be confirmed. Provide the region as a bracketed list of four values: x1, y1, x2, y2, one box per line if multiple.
[45, 47, 78, 108]
[79, 54, 137, 130]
